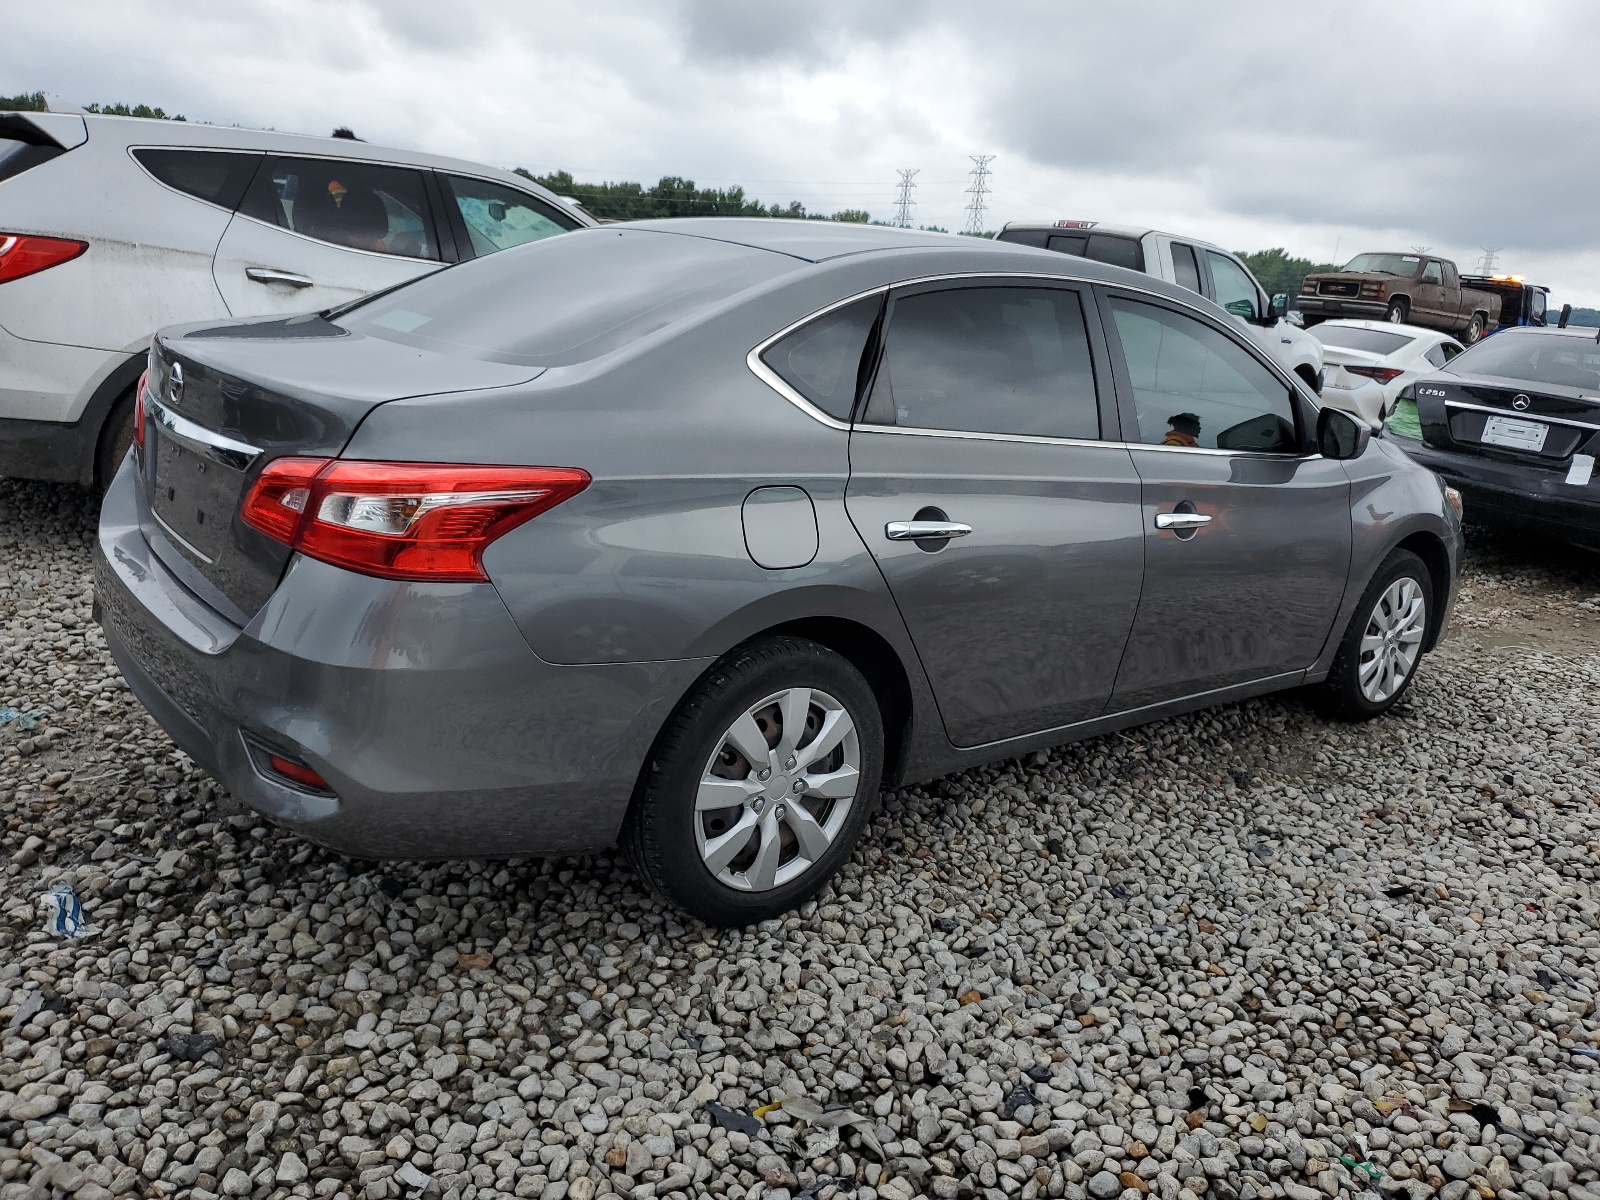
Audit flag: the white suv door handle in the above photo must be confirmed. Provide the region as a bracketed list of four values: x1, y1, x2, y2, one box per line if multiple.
[886, 520, 972, 541]
[246, 267, 314, 288]
[1155, 512, 1212, 530]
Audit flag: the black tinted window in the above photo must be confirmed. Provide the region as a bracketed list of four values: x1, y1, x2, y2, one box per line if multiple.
[864, 286, 1100, 440]
[133, 149, 259, 210]
[997, 229, 1049, 248]
[761, 295, 881, 421]
[1048, 234, 1087, 255]
[340, 228, 799, 368]
[241, 156, 438, 260]
[444, 175, 576, 257]
[1085, 234, 1144, 271]
[1172, 243, 1202, 293]
[1109, 297, 1296, 452]
[0, 138, 62, 184]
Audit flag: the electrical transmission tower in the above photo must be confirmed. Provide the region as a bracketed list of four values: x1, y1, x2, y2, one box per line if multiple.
[963, 155, 994, 235]
[1478, 247, 1502, 275]
[892, 169, 919, 228]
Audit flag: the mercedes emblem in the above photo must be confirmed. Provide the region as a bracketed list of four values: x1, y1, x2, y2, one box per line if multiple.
[168, 361, 185, 407]
[1512, 394, 1530, 411]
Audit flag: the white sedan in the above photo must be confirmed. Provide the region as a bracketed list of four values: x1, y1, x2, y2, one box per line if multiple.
[1311, 320, 1465, 427]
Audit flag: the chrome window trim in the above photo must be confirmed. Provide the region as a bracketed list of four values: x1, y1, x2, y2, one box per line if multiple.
[147, 396, 262, 471]
[747, 270, 1319, 455]
[1443, 398, 1600, 432]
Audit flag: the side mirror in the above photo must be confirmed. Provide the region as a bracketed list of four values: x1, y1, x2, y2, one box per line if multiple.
[1559, 303, 1573, 329]
[1317, 406, 1370, 460]
[1270, 293, 1288, 317]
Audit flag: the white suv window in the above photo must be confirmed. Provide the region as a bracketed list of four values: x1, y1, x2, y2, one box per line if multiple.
[1206, 251, 1261, 321]
[240, 156, 440, 261]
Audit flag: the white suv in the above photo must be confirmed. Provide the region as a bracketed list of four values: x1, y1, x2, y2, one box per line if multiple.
[0, 110, 594, 487]
[996, 220, 1324, 391]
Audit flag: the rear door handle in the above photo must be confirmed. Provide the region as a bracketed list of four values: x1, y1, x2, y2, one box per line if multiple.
[245, 267, 314, 288]
[886, 520, 973, 541]
[1155, 512, 1212, 530]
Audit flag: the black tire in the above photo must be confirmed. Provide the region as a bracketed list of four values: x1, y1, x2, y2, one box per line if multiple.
[95, 387, 136, 492]
[1462, 313, 1486, 345]
[1316, 549, 1432, 721]
[1385, 298, 1409, 324]
[623, 635, 883, 926]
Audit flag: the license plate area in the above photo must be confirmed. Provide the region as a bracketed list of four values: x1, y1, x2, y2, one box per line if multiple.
[150, 424, 245, 564]
[1480, 415, 1549, 452]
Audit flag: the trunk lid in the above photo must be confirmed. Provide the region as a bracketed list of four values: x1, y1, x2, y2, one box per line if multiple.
[1413, 372, 1600, 466]
[140, 313, 540, 622]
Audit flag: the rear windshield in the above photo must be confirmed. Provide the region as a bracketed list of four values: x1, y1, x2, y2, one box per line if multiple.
[1447, 332, 1600, 391]
[0, 137, 63, 184]
[1310, 326, 1414, 356]
[339, 229, 799, 367]
[1342, 253, 1421, 277]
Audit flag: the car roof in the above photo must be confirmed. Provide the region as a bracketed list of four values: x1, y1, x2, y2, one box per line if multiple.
[620, 218, 978, 262]
[74, 113, 591, 222]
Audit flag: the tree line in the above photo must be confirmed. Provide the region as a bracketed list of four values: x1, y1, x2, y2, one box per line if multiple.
[518, 169, 870, 224]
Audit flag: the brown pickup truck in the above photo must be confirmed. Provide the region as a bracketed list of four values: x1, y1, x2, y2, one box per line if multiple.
[1298, 252, 1502, 343]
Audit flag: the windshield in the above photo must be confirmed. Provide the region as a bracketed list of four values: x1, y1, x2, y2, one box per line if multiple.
[1311, 327, 1414, 356]
[338, 228, 800, 367]
[1342, 253, 1421, 277]
[1447, 331, 1600, 391]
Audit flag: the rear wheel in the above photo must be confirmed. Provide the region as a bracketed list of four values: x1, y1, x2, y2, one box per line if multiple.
[1462, 313, 1486, 344]
[1385, 298, 1409, 324]
[95, 386, 136, 493]
[1316, 549, 1431, 720]
[623, 635, 883, 925]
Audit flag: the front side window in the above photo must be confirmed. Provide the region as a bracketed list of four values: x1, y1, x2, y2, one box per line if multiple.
[1109, 297, 1297, 453]
[241, 156, 438, 260]
[1422, 260, 1444, 285]
[1207, 251, 1260, 320]
[760, 294, 881, 421]
[444, 175, 576, 256]
[1171, 243, 1202, 293]
[133, 148, 260, 210]
[863, 285, 1100, 440]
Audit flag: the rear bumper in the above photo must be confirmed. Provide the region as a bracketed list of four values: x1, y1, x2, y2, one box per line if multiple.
[1389, 434, 1600, 539]
[95, 456, 710, 859]
[0, 325, 133, 483]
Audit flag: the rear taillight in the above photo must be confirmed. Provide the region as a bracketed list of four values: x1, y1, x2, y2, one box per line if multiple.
[133, 370, 148, 451]
[0, 234, 87, 285]
[241, 460, 590, 582]
[1346, 365, 1405, 384]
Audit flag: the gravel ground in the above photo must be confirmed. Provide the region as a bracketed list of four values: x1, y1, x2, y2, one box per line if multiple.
[2, 477, 1600, 1200]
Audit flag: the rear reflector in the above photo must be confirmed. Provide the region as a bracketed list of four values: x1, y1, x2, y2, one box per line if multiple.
[241, 460, 591, 582]
[267, 754, 330, 792]
[133, 370, 148, 451]
[0, 233, 87, 285]
[1345, 365, 1405, 384]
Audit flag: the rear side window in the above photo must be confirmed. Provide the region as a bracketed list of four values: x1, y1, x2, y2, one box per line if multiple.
[1171, 243, 1202, 293]
[133, 148, 259, 210]
[863, 285, 1100, 440]
[760, 295, 881, 421]
[1424, 343, 1449, 369]
[241, 156, 439, 260]
[0, 138, 63, 184]
[443, 175, 577, 257]
[1084, 234, 1143, 271]
[340, 228, 799, 368]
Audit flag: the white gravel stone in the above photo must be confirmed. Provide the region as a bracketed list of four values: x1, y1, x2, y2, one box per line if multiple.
[3, 486, 1600, 1200]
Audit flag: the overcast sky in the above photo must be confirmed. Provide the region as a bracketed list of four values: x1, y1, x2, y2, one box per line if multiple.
[10, 1, 1600, 304]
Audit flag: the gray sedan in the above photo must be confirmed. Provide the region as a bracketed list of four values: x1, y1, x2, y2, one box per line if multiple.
[95, 219, 1463, 924]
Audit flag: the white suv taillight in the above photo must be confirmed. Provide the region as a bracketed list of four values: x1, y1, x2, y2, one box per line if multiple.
[241, 460, 591, 582]
[0, 234, 87, 285]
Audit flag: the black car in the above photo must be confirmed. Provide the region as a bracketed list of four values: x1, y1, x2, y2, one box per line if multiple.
[1387, 326, 1600, 546]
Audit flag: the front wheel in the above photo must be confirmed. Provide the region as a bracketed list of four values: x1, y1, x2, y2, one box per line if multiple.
[623, 636, 883, 925]
[1462, 313, 1486, 344]
[1316, 549, 1432, 720]
[1385, 299, 1409, 324]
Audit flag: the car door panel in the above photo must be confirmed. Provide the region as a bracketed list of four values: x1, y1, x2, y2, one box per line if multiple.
[842, 280, 1146, 746]
[1097, 287, 1352, 708]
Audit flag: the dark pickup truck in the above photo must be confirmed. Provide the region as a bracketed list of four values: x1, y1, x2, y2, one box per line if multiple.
[1298, 253, 1502, 344]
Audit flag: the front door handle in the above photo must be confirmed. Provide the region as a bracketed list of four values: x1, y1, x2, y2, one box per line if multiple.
[886, 520, 973, 541]
[245, 267, 314, 288]
[1155, 512, 1212, 530]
